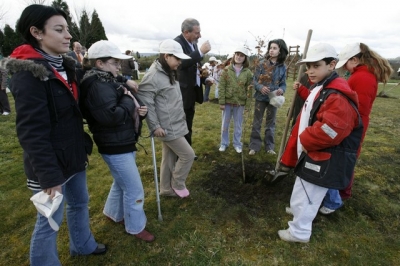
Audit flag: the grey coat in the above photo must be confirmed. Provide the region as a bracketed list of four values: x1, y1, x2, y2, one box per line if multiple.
[136, 60, 188, 142]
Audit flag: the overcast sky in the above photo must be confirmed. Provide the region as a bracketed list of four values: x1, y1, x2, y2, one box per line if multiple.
[2, 0, 400, 58]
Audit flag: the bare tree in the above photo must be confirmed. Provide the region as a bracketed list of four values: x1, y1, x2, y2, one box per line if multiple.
[0, 3, 8, 22]
[23, 0, 48, 4]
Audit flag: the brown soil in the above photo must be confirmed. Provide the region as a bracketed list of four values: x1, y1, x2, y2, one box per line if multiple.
[197, 160, 295, 213]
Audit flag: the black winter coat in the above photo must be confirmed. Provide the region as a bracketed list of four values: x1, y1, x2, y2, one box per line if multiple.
[80, 69, 144, 155]
[4, 45, 89, 190]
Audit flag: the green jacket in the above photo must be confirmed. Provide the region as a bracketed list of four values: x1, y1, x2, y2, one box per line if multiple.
[218, 65, 253, 106]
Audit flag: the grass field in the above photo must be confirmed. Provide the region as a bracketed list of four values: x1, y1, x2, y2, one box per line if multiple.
[0, 79, 399, 265]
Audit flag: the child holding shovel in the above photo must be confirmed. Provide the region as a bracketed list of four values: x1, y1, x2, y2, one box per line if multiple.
[320, 42, 393, 214]
[278, 43, 362, 243]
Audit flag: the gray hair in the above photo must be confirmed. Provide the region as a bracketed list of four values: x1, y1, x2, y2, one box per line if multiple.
[181, 18, 200, 33]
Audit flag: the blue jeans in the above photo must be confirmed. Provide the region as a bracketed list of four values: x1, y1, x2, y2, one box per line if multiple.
[322, 189, 343, 210]
[101, 152, 147, 234]
[220, 104, 244, 149]
[204, 84, 211, 102]
[30, 171, 98, 266]
[123, 75, 132, 80]
[249, 100, 277, 151]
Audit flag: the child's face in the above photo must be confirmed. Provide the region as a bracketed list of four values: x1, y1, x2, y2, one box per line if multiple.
[305, 60, 336, 84]
[234, 52, 246, 64]
[268, 43, 280, 59]
[344, 57, 360, 74]
[98, 58, 121, 77]
[165, 54, 181, 70]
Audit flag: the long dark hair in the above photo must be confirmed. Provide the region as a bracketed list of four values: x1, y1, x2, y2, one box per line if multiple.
[159, 54, 179, 85]
[265, 39, 288, 64]
[16, 4, 68, 48]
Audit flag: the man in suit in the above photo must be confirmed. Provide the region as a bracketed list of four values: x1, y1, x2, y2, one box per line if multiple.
[67, 42, 83, 68]
[174, 18, 211, 149]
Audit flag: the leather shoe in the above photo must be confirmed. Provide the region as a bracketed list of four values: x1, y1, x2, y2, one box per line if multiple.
[92, 243, 107, 255]
[134, 229, 155, 242]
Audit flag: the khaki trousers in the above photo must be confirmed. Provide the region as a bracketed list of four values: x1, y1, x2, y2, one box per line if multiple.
[160, 137, 195, 194]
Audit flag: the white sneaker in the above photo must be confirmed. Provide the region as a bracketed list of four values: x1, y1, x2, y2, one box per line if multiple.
[249, 149, 256, 155]
[319, 206, 336, 215]
[278, 229, 309, 243]
[234, 147, 242, 153]
[266, 150, 276, 155]
[219, 145, 226, 152]
[2, 112, 10, 116]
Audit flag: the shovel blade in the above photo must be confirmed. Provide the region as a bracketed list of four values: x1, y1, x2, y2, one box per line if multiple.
[265, 170, 289, 184]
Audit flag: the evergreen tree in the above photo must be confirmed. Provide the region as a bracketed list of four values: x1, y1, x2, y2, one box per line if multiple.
[2, 24, 20, 56]
[0, 29, 4, 55]
[79, 10, 91, 48]
[87, 10, 108, 48]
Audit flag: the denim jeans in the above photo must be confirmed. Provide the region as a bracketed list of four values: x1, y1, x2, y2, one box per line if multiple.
[249, 100, 277, 151]
[220, 104, 244, 149]
[322, 189, 343, 210]
[101, 152, 147, 234]
[204, 84, 211, 102]
[123, 75, 132, 80]
[30, 171, 98, 266]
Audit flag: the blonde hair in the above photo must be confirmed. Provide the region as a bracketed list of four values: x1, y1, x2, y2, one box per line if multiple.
[358, 43, 393, 83]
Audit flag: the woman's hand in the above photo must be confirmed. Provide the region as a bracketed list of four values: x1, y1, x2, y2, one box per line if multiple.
[126, 80, 139, 93]
[260, 86, 270, 95]
[43, 185, 62, 199]
[154, 127, 166, 137]
[276, 88, 284, 96]
[138, 106, 147, 116]
[219, 104, 225, 111]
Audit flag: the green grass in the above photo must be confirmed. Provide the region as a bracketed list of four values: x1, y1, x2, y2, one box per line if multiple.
[1, 80, 399, 265]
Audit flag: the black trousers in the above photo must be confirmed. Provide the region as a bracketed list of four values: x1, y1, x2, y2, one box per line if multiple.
[0, 89, 11, 113]
[184, 106, 195, 145]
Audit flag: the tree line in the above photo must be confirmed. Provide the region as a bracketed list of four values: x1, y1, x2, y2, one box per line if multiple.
[0, 0, 108, 56]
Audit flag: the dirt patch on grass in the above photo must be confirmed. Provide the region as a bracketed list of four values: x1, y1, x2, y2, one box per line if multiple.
[198, 160, 295, 212]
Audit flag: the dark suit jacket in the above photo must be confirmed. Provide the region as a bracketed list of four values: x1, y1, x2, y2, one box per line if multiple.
[67, 51, 82, 68]
[174, 34, 203, 109]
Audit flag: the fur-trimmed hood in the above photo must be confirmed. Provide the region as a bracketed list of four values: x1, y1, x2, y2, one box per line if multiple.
[0, 44, 77, 81]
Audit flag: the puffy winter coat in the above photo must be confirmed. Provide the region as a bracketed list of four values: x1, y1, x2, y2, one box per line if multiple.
[4, 45, 88, 190]
[80, 69, 144, 154]
[218, 65, 253, 106]
[136, 60, 188, 142]
[281, 73, 360, 168]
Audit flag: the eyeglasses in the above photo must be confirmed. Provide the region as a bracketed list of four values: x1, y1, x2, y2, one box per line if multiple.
[107, 61, 121, 68]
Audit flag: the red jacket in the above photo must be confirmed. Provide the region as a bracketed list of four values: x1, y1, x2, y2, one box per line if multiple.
[281, 76, 360, 168]
[347, 65, 377, 154]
